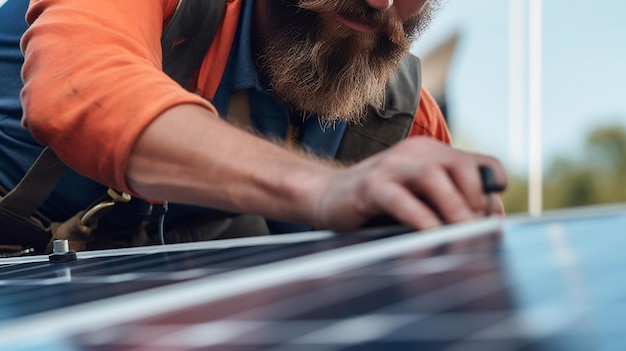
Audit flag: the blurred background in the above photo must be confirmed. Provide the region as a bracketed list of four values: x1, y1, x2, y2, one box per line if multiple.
[412, 0, 626, 214]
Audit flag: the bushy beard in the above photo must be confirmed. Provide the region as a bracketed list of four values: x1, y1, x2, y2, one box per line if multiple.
[257, 0, 437, 124]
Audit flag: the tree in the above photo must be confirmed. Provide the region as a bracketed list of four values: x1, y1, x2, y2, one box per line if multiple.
[502, 123, 626, 213]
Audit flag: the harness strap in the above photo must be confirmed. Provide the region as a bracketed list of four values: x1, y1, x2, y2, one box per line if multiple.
[162, 0, 228, 88]
[0, 147, 67, 218]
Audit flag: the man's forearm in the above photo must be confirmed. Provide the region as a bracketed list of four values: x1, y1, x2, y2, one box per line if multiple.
[126, 103, 337, 226]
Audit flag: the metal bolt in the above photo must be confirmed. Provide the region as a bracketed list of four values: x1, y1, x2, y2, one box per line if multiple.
[49, 239, 77, 263]
[53, 240, 69, 254]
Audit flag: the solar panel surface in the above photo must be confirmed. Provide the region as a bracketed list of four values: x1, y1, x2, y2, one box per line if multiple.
[0, 204, 625, 351]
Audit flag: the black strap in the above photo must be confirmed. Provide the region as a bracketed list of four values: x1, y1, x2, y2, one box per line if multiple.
[1, 0, 227, 219]
[161, 0, 227, 88]
[0, 147, 67, 217]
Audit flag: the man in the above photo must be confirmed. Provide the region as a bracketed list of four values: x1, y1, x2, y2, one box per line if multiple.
[5, 0, 505, 245]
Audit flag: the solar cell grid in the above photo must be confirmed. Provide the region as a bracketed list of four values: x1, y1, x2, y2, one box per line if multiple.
[0, 204, 625, 351]
[58, 230, 518, 350]
[0, 233, 407, 324]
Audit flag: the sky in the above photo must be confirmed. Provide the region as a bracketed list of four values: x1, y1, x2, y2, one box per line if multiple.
[411, 0, 626, 175]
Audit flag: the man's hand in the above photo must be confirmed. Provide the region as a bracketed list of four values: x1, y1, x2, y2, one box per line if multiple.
[311, 137, 507, 231]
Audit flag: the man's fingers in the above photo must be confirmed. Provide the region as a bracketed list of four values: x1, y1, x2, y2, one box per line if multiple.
[319, 138, 510, 232]
[446, 153, 507, 215]
[372, 183, 442, 230]
[488, 193, 505, 216]
[408, 166, 478, 225]
[448, 162, 486, 213]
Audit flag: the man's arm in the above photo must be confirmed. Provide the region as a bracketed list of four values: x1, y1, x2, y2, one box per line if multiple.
[21, 0, 206, 189]
[127, 104, 506, 231]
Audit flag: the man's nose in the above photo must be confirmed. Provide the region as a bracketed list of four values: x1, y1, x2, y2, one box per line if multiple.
[365, 0, 393, 11]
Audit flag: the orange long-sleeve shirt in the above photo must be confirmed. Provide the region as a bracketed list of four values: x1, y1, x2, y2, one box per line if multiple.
[21, 0, 450, 193]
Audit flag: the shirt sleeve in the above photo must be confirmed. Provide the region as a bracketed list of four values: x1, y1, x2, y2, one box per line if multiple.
[408, 88, 452, 144]
[21, 0, 216, 193]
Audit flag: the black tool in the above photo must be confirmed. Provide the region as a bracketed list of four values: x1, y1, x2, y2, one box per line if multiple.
[478, 165, 506, 193]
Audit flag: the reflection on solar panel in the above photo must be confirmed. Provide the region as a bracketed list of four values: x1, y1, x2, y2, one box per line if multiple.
[0, 204, 625, 350]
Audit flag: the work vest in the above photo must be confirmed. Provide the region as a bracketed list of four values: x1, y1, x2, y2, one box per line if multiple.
[337, 55, 422, 163]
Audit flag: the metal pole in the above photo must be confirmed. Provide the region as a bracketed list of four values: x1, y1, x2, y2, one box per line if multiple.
[508, 0, 526, 174]
[528, 0, 543, 216]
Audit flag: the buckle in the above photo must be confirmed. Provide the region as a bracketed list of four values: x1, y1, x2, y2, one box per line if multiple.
[79, 188, 131, 226]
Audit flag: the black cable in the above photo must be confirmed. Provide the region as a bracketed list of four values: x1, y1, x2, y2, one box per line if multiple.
[157, 201, 169, 245]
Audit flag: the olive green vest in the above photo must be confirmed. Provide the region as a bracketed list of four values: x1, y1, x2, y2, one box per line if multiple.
[336, 55, 421, 163]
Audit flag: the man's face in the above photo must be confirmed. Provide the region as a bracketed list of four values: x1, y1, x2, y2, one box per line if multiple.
[256, 0, 438, 124]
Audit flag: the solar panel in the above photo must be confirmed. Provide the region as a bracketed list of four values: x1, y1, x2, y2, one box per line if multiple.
[1, 204, 625, 350]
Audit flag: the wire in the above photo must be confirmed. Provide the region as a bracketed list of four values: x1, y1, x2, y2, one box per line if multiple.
[157, 201, 169, 245]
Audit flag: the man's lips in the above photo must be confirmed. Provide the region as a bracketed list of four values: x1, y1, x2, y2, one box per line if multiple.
[336, 14, 377, 33]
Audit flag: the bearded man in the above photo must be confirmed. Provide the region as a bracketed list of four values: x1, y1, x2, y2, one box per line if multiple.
[3, 0, 506, 249]
[259, 0, 436, 122]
